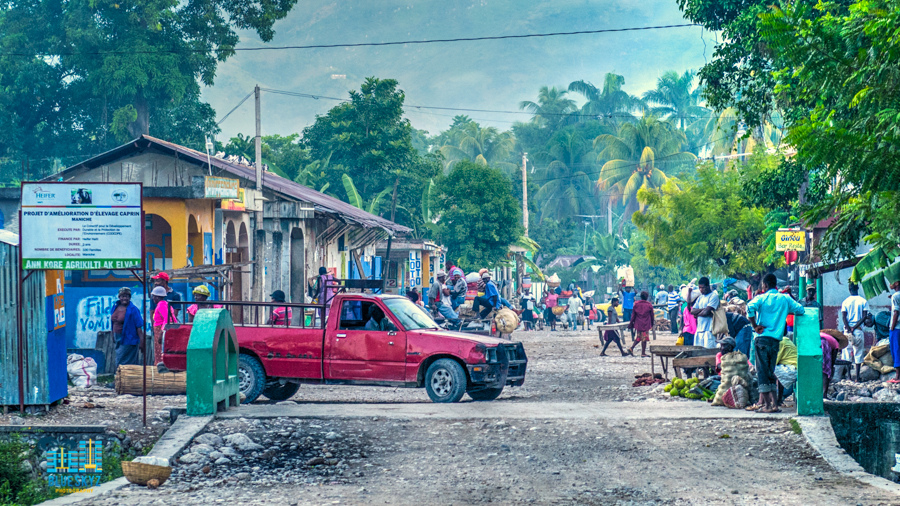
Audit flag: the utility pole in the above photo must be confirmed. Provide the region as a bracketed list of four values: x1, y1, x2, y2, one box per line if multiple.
[522, 153, 529, 237]
[381, 176, 400, 292]
[252, 84, 265, 303]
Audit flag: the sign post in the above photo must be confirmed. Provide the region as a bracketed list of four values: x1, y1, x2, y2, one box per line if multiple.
[19, 182, 146, 422]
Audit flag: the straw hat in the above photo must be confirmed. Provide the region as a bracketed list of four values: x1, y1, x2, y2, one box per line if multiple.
[821, 329, 850, 350]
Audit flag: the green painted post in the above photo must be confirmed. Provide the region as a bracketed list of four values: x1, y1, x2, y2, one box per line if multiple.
[796, 307, 824, 416]
[186, 308, 240, 416]
[799, 276, 807, 299]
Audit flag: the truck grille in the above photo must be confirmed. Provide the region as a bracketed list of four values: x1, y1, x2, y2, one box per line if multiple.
[503, 343, 527, 382]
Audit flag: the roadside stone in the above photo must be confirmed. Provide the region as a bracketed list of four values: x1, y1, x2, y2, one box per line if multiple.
[276, 400, 296, 405]
[214, 457, 231, 465]
[325, 431, 340, 440]
[209, 451, 224, 460]
[224, 433, 265, 451]
[219, 447, 240, 457]
[190, 443, 215, 455]
[179, 453, 206, 464]
[194, 433, 224, 447]
[306, 457, 325, 466]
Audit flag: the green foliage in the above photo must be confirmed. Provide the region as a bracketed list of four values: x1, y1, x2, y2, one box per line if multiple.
[629, 230, 690, 288]
[434, 161, 522, 270]
[739, 147, 804, 212]
[633, 164, 776, 276]
[529, 218, 583, 263]
[300, 77, 440, 228]
[0, 436, 58, 505]
[0, 0, 296, 182]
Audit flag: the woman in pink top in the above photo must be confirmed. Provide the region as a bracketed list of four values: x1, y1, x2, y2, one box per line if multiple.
[546, 292, 559, 332]
[682, 300, 698, 346]
[151, 286, 175, 368]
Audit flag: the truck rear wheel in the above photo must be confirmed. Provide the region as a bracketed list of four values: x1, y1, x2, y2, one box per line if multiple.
[263, 382, 299, 401]
[467, 387, 503, 401]
[238, 354, 266, 404]
[425, 359, 467, 403]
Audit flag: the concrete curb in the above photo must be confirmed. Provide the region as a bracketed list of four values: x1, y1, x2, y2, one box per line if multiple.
[39, 415, 213, 505]
[797, 415, 900, 495]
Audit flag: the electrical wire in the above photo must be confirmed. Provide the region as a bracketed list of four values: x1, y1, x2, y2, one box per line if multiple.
[0, 24, 701, 57]
[216, 91, 254, 126]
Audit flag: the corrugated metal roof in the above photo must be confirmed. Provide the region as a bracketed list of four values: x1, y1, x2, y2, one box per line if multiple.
[52, 135, 410, 234]
[0, 230, 17, 246]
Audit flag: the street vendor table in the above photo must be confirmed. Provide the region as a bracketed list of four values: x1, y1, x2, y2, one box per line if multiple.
[648, 345, 708, 379]
[596, 322, 631, 344]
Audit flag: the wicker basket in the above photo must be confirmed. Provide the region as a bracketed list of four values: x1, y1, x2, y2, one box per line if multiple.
[122, 461, 172, 486]
[551, 306, 566, 316]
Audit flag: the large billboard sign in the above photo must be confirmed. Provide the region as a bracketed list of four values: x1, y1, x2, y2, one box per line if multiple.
[21, 182, 143, 270]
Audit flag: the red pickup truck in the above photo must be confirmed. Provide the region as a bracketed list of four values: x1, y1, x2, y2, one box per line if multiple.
[162, 294, 527, 403]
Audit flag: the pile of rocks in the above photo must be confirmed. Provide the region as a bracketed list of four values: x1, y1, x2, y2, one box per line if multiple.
[829, 380, 900, 403]
[168, 417, 369, 490]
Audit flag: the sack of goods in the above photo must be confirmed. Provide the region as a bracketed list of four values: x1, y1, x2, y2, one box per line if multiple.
[712, 351, 751, 408]
[494, 308, 520, 334]
[67, 354, 98, 388]
[551, 306, 566, 316]
[547, 273, 561, 288]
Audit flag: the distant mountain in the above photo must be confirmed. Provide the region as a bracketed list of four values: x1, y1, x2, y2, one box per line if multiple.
[202, 0, 709, 140]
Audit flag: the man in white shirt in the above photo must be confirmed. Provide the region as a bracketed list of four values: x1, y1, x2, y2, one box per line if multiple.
[691, 277, 720, 348]
[841, 283, 870, 380]
[889, 280, 900, 384]
[566, 295, 583, 331]
[655, 285, 669, 306]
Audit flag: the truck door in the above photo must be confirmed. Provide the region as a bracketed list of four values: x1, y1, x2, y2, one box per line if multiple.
[326, 299, 407, 382]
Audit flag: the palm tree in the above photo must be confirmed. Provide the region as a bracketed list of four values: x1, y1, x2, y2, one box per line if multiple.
[531, 129, 598, 222]
[519, 86, 577, 131]
[595, 116, 697, 211]
[568, 73, 646, 124]
[436, 121, 516, 173]
[642, 70, 709, 131]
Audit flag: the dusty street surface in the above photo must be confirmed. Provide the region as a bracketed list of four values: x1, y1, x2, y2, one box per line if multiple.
[58, 327, 900, 505]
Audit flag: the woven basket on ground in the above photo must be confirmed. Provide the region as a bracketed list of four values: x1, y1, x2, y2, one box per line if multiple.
[115, 365, 186, 395]
[121, 461, 172, 486]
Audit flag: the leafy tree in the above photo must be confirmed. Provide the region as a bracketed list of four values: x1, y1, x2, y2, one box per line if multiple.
[756, 0, 900, 261]
[633, 164, 776, 276]
[301, 77, 441, 227]
[434, 121, 516, 173]
[0, 0, 296, 181]
[434, 161, 522, 270]
[628, 230, 691, 289]
[529, 217, 584, 264]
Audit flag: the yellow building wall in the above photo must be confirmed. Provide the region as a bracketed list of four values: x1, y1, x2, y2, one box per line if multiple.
[143, 199, 214, 270]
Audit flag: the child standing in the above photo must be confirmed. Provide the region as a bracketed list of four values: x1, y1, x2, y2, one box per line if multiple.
[600, 298, 628, 356]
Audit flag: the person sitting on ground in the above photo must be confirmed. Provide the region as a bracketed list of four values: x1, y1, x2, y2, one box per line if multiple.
[628, 291, 655, 357]
[186, 285, 224, 322]
[715, 336, 737, 374]
[600, 298, 628, 356]
[365, 306, 392, 331]
[266, 290, 292, 326]
[774, 337, 798, 406]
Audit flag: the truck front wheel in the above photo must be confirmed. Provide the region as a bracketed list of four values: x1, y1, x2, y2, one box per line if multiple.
[467, 387, 503, 401]
[425, 359, 467, 403]
[238, 354, 266, 404]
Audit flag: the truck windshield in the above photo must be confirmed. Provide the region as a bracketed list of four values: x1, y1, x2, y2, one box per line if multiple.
[383, 298, 439, 330]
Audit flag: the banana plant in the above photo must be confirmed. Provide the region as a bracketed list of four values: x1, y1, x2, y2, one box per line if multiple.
[341, 174, 391, 215]
[849, 244, 900, 299]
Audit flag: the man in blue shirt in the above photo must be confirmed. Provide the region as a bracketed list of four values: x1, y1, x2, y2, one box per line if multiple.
[746, 273, 805, 413]
[474, 272, 501, 319]
[620, 286, 636, 339]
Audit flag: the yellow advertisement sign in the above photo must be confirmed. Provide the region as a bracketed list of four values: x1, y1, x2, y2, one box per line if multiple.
[776, 229, 806, 252]
[221, 188, 246, 211]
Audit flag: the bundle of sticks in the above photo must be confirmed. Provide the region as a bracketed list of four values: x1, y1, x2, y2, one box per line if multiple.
[115, 365, 186, 395]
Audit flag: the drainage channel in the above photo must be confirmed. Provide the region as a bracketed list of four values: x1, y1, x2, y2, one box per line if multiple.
[825, 401, 900, 481]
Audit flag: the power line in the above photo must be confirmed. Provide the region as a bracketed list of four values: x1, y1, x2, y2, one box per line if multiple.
[261, 87, 733, 120]
[216, 91, 254, 125]
[1, 24, 701, 57]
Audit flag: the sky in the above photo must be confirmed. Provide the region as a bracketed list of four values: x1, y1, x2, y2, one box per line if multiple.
[202, 0, 713, 141]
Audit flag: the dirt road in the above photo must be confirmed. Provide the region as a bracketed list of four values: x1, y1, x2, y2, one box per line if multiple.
[70, 327, 900, 505]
